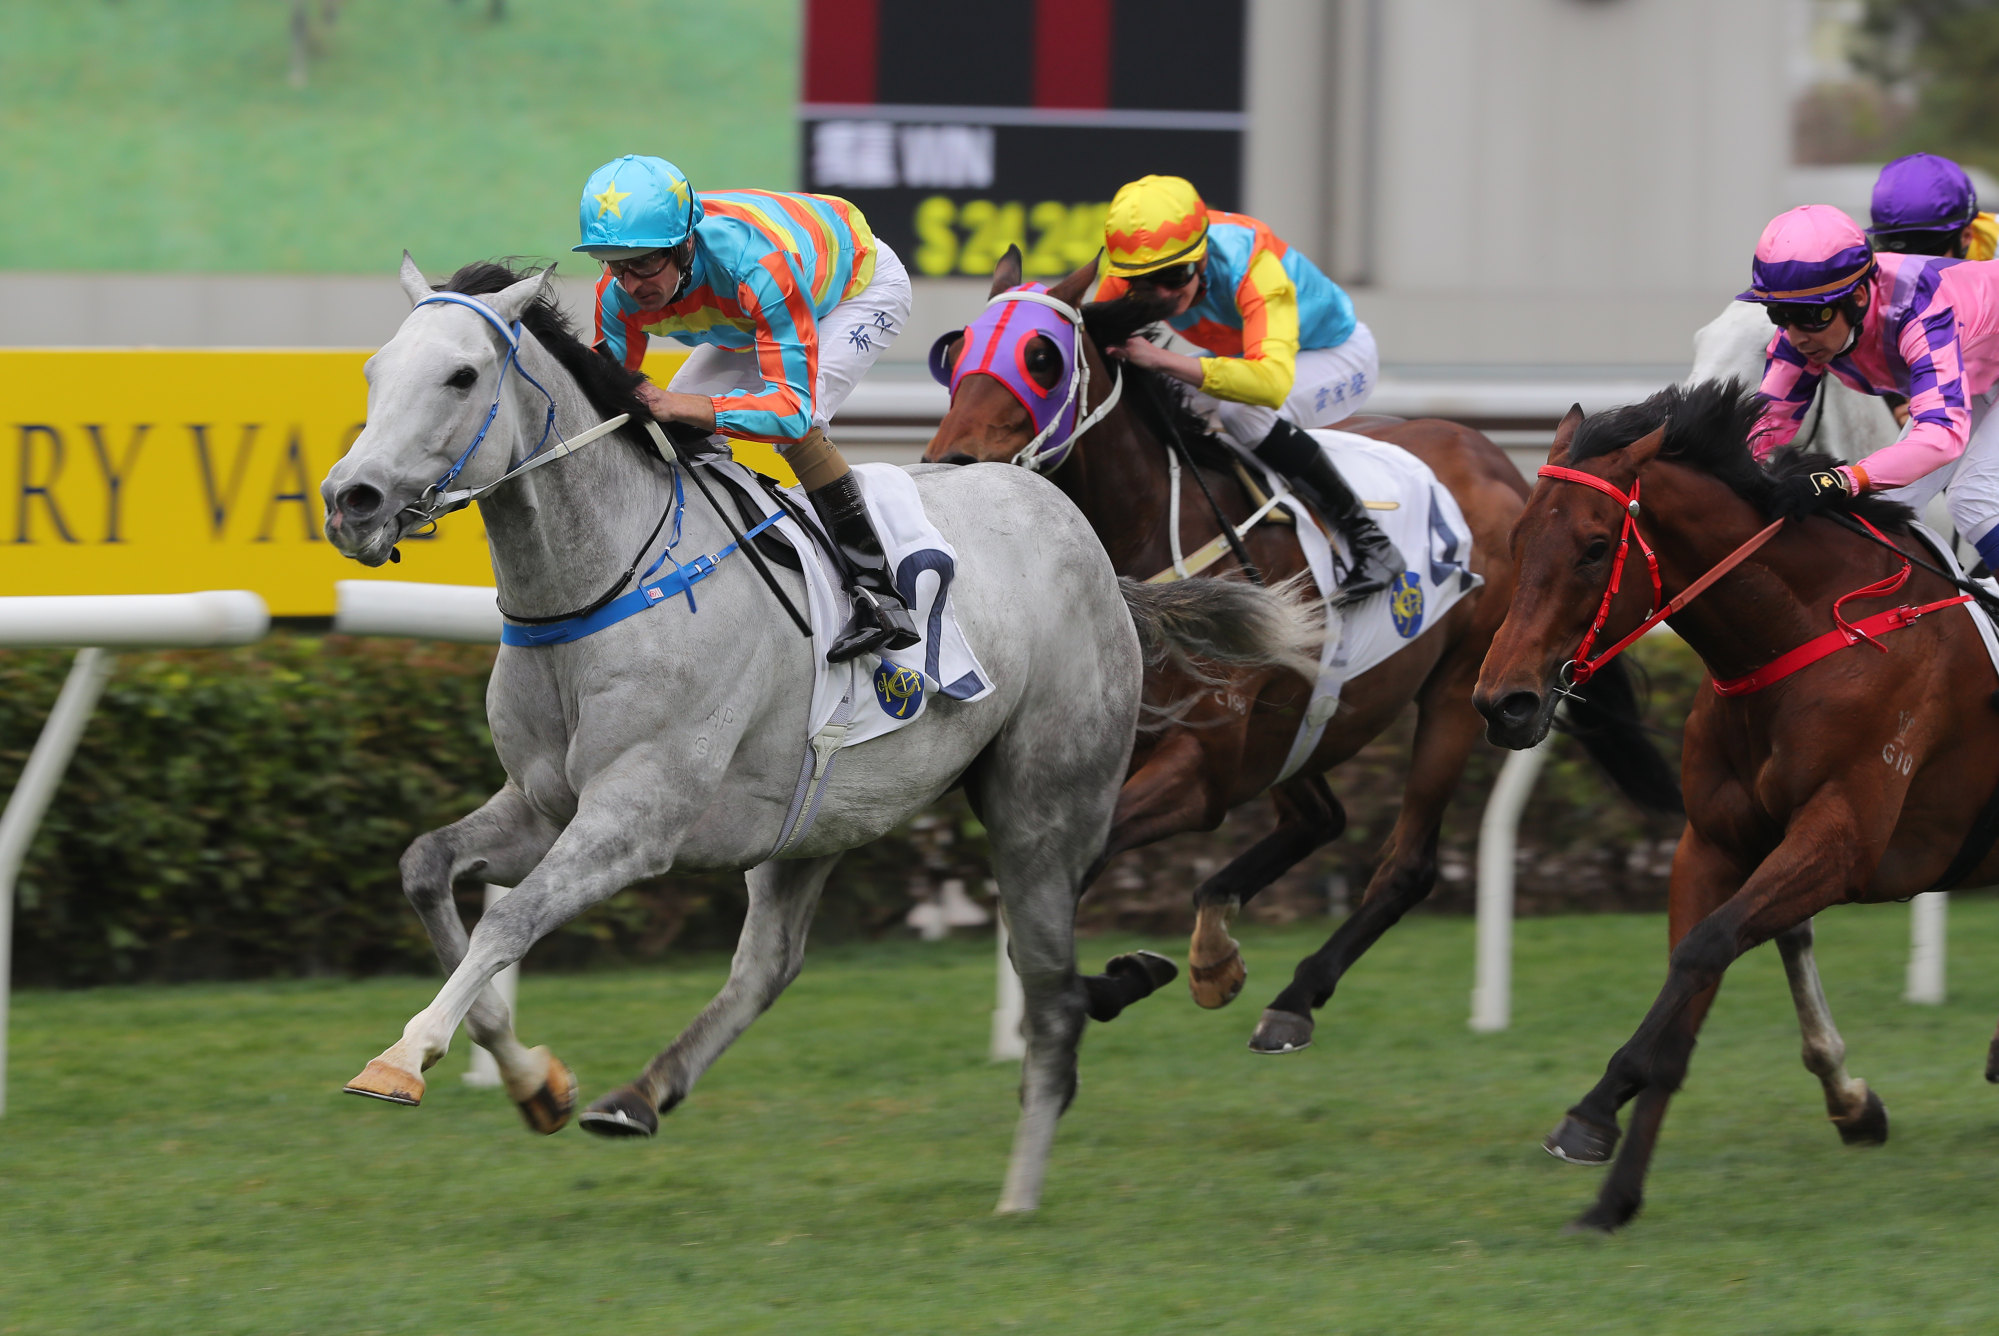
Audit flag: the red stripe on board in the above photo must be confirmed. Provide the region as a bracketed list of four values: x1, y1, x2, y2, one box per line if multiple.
[1032, 0, 1110, 109]
[803, 0, 879, 105]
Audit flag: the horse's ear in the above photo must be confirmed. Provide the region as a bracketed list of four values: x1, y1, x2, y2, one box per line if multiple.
[989, 245, 1023, 297]
[398, 251, 431, 306]
[1545, 404, 1583, 466]
[1048, 251, 1099, 307]
[485, 266, 556, 323]
[1625, 419, 1669, 467]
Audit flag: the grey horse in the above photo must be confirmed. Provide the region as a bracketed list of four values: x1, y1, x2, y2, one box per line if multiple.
[320, 256, 1319, 1213]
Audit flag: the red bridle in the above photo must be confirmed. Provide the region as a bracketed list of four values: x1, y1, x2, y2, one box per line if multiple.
[1536, 464, 1783, 688]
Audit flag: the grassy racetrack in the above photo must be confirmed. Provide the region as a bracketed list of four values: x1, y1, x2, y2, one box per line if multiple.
[0, 1, 796, 274]
[4, 903, 1998, 1334]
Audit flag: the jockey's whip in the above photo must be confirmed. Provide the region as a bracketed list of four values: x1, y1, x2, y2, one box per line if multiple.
[646, 422, 813, 639]
[1822, 511, 1999, 619]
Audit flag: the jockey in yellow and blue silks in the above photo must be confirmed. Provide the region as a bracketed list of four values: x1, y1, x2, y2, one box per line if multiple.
[576, 154, 917, 662]
[1091, 175, 1401, 604]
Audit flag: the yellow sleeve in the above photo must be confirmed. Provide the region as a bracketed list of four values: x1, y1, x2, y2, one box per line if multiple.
[1970, 214, 1998, 263]
[1196, 248, 1298, 408]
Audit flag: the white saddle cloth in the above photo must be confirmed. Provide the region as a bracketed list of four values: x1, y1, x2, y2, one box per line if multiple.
[1910, 521, 1999, 682]
[1250, 430, 1484, 781]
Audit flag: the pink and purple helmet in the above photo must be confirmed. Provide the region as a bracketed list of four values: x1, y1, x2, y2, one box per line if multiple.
[1870, 153, 1979, 239]
[1737, 205, 1875, 306]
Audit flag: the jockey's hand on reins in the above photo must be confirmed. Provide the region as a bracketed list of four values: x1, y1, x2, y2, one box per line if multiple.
[1771, 467, 1853, 520]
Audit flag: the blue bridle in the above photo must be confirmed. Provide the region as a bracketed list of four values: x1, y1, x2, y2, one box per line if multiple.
[410, 291, 562, 516]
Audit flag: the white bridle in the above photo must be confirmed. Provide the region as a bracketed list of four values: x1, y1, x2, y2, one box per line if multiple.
[980, 288, 1125, 473]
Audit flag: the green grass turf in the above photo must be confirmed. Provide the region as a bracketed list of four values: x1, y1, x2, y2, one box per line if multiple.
[0, 0, 797, 275]
[4, 901, 1998, 1334]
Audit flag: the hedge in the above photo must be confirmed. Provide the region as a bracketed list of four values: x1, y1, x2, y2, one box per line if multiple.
[0, 634, 1699, 986]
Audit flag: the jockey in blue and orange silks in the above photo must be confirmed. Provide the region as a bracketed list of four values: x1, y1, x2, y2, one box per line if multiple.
[576, 154, 917, 662]
[1089, 174, 1402, 604]
[1742, 204, 1999, 573]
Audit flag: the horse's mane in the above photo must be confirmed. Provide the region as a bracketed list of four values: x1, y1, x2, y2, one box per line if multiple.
[1570, 379, 1914, 529]
[439, 259, 683, 469]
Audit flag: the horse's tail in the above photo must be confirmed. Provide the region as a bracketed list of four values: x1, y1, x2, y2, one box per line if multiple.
[1119, 573, 1323, 685]
[1558, 657, 1684, 815]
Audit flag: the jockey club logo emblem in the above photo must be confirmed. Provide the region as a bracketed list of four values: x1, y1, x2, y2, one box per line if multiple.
[1389, 570, 1424, 638]
[874, 662, 925, 719]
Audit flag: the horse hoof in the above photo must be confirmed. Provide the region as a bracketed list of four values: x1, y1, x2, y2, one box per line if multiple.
[1562, 1211, 1622, 1237]
[1833, 1087, 1889, 1147]
[1247, 1008, 1314, 1054]
[579, 1086, 659, 1139]
[1113, 949, 1179, 991]
[1544, 1113, 1619, 1164]
[1986, 1036, 1999, 1084]
[514, 1047, 576, 1136]
[1188, 950, 1246, 1010]
[344, 1058, 425, 1106]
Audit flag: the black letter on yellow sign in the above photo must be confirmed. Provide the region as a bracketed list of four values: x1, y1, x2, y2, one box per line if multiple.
[189, 423, 259, 539]
[84, 424, 149, 543]
[15, 425, 77, 544]
[257, 427, 320, 542]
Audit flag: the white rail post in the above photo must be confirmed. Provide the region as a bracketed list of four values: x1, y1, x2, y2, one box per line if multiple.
[990, 913, 1026, 1062]
[1470, 738, 1550, 1033]
[462, 884, 522, 1088]
[0, 648, 115, 1117]
[1904, 892, 1947, 1005]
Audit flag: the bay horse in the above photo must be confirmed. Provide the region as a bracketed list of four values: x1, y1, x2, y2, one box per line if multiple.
[1474, 379, 1999, 1232]
[322, 256, 1318, 1213]
[925, 250, 1681, 1054]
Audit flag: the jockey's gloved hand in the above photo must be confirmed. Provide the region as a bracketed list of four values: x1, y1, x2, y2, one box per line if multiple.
[1771, 466, 1855, 519]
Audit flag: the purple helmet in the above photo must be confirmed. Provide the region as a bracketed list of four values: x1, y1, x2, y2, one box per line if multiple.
[1870, 153, 1978, 239]
[1737, 205, 1874, 305]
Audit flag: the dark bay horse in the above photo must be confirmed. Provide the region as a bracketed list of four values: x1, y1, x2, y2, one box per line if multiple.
[1475, 380, 1999, 1232]
[925, 250, 1680, 1053]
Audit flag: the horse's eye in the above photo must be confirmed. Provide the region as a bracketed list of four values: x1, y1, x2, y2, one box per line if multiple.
[1580, 537, 1610, 565]
[446, 366, 478, 390]
[1025, 336, 1062, 386]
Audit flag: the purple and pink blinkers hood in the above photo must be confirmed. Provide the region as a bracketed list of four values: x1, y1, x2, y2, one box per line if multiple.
[1738, 204, 1875, 305]
[928, 283, 1082, 447]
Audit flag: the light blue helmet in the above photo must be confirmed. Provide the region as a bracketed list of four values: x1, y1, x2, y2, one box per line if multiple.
[573, 155, 704, 256]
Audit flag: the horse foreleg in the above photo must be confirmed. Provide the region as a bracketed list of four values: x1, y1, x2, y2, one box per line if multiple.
[1184, 776, 1347, 1009]
[1775, 918, 1888, 1146]
[581, 854, 842, 1138]
[347, 784, 573, 1130]
[1250, 672, 1485, 1054]
[1556, 814, 1858, 1233]
[348, 793, 680, 1108]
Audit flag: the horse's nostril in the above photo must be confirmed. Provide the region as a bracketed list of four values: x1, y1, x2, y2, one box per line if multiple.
[1494, 691, 1541, 728]
[337, 483, 385, 520]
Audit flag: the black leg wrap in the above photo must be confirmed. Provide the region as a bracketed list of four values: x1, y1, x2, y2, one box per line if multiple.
[806, 471, 920, 663]
[1253, 419, 1405, 606]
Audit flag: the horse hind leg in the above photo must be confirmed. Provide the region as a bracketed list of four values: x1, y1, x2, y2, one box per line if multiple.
[581, 853, 841, 1138]
[346, 786, 575, 1134]
[1775, 919, 1887, 1146]
[1186, 776, 1347, 1010]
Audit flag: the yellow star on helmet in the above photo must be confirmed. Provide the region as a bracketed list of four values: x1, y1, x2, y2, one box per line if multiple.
[593, 181, 632, 219]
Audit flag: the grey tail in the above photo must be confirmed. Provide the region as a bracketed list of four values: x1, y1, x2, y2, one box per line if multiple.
[1119, 573, 1323, 687]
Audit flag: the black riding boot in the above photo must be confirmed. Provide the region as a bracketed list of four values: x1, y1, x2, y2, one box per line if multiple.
[807, 471, 921, 663]
[1253, 419, 1405, 605]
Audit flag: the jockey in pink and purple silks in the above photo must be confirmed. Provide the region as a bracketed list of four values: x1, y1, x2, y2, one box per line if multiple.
[1743, 204, 1999, 572]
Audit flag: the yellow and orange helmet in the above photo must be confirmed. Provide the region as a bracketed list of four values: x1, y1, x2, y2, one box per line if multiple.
[1104, 175, 1210, 277]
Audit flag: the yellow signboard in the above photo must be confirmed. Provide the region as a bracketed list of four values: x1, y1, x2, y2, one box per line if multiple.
[0, 349, 793, 615]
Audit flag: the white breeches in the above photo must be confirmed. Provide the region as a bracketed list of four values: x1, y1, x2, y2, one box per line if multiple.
[666, 241, 913, 437]
[1199, 322, 1380, 451]
[1881, 387, 1999, 550]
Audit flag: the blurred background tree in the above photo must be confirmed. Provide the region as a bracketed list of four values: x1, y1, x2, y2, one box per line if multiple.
[1857, 0, 1999, 174]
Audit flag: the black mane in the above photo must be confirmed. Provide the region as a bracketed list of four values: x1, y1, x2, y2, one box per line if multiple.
[1570, 379, 1914, 529]
[1079, 297, 1239, 469]
[438, 259, 683, 468]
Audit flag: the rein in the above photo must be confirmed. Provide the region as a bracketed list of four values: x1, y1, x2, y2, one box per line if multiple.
[1538, 464, 1971, 698]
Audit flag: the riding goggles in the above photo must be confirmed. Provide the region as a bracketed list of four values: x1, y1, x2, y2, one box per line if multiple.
[1766, 302, 1841, 332]
[1132, 262, 1200, 291]
[604, 249, 675, 280]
